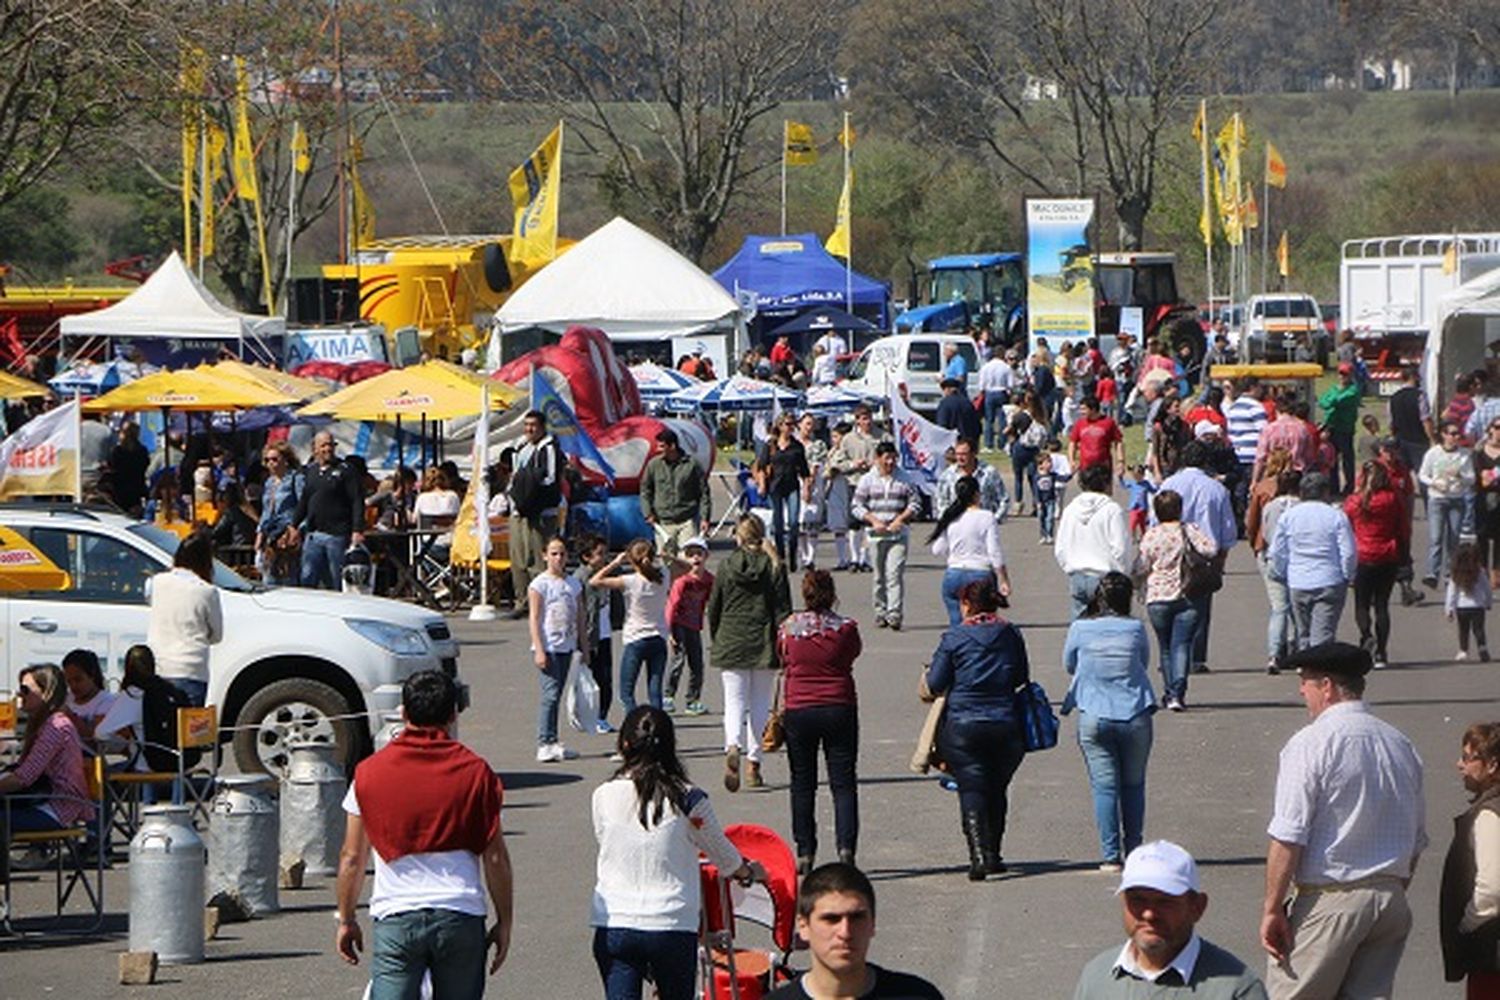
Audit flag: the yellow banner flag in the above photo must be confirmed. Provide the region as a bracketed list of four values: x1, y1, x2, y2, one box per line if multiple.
[1214, 114, 1247, 246]
[1443, 243, 1458, 275]
[1277, 231, 1290, 277]
[785, 121, 817, 166]
[292, 121, 311, 174]
[201, 122, 226, 257]
[825, 167, 852, 259]
[231, 58, 259, 202]
[351, 164, 375, 246]
[1243, 183, 1259, 230]
[180, 49, 205, 261]
[508, 122, 562, 270]
[1193, 99, 1210, 247]
[1266, 141, 1287, 189]
[0, 400, 80, 500]
[837, 119, 856, 149]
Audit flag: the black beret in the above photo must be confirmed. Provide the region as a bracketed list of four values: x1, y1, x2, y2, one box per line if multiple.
[1286, 641, 1372, 679]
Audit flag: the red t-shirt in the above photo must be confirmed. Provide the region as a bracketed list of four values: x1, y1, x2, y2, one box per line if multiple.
[1069, 415, 1122, 469]
[1184, 405, 1227, 429]
[1096, 376, 1118, 404]
[770, 342, 794, 366]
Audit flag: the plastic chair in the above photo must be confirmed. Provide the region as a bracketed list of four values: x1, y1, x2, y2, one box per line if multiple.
[107, 704, 220, 833]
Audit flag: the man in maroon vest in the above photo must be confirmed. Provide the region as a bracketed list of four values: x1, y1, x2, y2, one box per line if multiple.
[336, 670, 513, 998]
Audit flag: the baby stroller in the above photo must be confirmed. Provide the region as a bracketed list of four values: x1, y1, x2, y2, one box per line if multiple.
[698, 824, 799, 1000]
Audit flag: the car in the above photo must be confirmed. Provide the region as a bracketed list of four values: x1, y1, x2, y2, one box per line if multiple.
[839, 334, 979, 414]
[1, 503, 462, 776]
[1241, 293, 1330, 366]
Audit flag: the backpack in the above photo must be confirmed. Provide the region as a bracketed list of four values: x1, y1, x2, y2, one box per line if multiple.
[510, 441, 563, 519]
[139, 677, 201, 773]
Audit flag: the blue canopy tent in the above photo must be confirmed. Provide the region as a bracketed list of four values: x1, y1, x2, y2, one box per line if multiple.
[712, 234, 891, 343]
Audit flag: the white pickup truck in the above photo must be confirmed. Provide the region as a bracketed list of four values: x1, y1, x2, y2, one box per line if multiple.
[0, 503, 462, 775]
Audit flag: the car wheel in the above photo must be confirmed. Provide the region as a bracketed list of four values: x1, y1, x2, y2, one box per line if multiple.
[232, 677, 365, 778]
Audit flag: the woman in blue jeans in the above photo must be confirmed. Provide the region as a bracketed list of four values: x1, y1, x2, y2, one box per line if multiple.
[590, 707, 764, 1000]
[591, 538, 686, 713]
[1006, 391, 1049, 515]
[923, 576, 1029, 881]
[756, 412, 810, 569]
[1062, 572, 1155, 870]
[929, 475, 1011, 625]
[1135, 489, 1215, 712]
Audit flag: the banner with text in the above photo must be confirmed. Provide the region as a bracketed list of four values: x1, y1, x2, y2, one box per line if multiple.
[0, 400, 79, 499]
[1025, 197, 1096, 353]
[889, 390, 955, 496]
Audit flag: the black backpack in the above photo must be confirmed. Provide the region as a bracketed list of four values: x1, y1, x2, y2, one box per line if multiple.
[139, 677, 202, 773]
[510, 441, 563, 519]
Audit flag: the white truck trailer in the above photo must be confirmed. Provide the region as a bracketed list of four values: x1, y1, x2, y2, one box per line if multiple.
[1340, 233, 1500, 393]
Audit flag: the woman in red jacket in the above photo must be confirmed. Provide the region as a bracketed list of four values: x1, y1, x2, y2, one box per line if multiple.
[777, 569, 862, 875]
[1344, 460, 1408, 669]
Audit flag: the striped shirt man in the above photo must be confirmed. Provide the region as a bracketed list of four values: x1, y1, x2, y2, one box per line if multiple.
[1225, 393, 1269, 466]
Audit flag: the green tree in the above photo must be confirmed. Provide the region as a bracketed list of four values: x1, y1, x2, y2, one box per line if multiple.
[0, 186, 80, 276]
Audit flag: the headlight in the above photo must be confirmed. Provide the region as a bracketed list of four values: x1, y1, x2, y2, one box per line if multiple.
[345, 618, 430, 656]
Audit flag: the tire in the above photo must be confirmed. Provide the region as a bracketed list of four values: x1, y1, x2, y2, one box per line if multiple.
[232, 677, 365, 778]
[1164, 315, 1206, 371]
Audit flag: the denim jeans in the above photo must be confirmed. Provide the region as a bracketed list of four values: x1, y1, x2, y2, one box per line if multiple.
[1290, 584, 1347, 650]
[619, 635, 668, 713]
[166, 678, 208, 707]
[1038, 499, 1058, 540]
[869, 533, 908, 625]
[1067, 571, 1103, 621]
[1429, 495, 1467, 579]
[592, 926, 698, 1000]
[983, 392, 1009, 450]
[1147, 598, 1203, 703]
[783, 703, 859, 859]
[1260, 556, 1294, 663]
[941, 567, 994, 626]
[370, 908, 486, 1000]
[666, 626, 703, 702]
[1192, 592, 1214, 668]
[770, 491, 801, 569]
[937, 718, 1025, 856]
[1329, 427, 1355, 495]
[1076, 711, 1152, 864]
[1010, 442, 1039, 509]
[299, 530, 349, 590]
[536, 651, 570, 745]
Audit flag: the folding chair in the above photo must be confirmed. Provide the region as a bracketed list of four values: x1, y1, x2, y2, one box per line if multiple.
[412, 513, 468, 611]
[107, 704, 220, 834]
[1, 758, 107, 933]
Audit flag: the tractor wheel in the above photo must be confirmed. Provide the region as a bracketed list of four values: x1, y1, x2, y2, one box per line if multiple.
[1164, 315, 1206, 372]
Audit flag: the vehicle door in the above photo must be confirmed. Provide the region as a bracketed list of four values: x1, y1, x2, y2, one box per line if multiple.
[7, 525, 163, 686]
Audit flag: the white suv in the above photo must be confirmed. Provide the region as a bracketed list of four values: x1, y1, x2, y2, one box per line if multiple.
[1, 503, 462, 775]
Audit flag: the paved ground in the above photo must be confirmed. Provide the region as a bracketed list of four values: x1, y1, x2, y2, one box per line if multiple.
[3, 502, 1494, 998]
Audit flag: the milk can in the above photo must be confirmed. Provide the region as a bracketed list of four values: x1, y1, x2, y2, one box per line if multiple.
[129, 804, 206, 964]
[279, 740, 346, 877]
[372, 712, 404, 752]
[207, 775, 280, 915]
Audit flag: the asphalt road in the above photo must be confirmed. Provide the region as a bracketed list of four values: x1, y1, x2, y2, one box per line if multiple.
[4, 505, 1493, 999]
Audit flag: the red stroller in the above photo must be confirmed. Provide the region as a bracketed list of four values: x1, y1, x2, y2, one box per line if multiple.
[698, 824, 799, 1000]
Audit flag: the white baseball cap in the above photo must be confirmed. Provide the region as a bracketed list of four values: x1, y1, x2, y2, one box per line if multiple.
[682, 536, 709, 554]
[1193, 419, 1222, 439]
[1117, 840, 1199, 896]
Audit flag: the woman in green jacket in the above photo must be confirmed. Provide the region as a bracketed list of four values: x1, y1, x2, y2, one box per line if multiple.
[708, 514, 792, 793]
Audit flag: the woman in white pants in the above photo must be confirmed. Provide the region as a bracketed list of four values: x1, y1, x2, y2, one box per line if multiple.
[706, 515, 792, 792]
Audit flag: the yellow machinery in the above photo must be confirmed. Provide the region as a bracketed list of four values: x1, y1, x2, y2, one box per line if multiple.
[1209, 362, 1324, 409]
[321, 235, 572, 358]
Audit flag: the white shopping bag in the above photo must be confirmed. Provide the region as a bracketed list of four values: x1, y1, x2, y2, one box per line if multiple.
[565, 651, 601, 733]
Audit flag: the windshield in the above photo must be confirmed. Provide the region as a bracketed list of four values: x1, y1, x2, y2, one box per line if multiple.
[930, 270, 984, 305]
[988, 262, 1025, 311]
[1259, 298, 1319, 319]
[127, 523, 259, 592]
[847, 350, 870, 380]
[1096, 267, 1132, 305]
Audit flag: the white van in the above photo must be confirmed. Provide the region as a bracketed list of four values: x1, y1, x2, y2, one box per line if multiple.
[840, 334, 979, 414]
[1243, 293, 1329, 365]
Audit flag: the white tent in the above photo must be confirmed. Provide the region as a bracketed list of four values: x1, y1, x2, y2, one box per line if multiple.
[493, 217, 739, 343]
[1425, 265, 1500, 408]
[59, 250, 285, 350]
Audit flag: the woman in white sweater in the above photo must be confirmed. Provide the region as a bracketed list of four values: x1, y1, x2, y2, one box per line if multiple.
[591, 706, 764, 999]
[146, 529, 223, 706]
[928, 475, 1010, 626]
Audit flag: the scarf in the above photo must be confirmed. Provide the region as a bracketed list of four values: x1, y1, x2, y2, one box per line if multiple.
[354, 725, 502, 862]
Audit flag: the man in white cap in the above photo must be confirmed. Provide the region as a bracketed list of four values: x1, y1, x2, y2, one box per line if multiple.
[1074, 840, 1267, 998]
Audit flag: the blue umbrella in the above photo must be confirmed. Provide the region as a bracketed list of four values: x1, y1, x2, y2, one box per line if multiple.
[628, 362, 696, 399]
[767, 307, 878, 338]
[48, 360, 139, 397]
[662, 375, 801, 413]
[802, 384, 880, 414]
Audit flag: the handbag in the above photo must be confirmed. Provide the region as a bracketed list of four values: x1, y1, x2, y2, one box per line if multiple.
[760, 671, 785, 752]
[910, 694, 949, 774]
[1178, 525, 1223, 600]
[1014, 680, 1059, 752]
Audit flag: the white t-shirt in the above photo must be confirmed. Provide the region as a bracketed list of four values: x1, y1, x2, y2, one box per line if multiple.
[486, 492, 512, 521]
[930, 507, 1006, 573]
[344, 783, 487, 920]
[67, 688, 116, 726]
[621, 572, 669, 644]
[146, 568, 224, 683]
[95, 687, 148, 772]
[529, 573, 581, 653]
[414, 490, 461, 520]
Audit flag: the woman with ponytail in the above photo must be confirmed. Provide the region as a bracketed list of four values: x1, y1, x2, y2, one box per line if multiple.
[1343, 459, 1406, 669]
[928, 474, 1010, 626]
[590, 706, 764, 999]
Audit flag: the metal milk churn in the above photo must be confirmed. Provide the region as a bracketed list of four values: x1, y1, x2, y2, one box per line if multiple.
[372, 712, 405, 752]
[129, 804, 206, 964]
[279, 739, 347, 877]
[207, 775, 280, 915]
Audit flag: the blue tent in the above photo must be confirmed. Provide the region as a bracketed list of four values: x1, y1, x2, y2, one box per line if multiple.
[712, 234, 890, 331]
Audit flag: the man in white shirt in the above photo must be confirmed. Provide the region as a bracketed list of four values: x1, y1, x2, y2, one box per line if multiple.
[978, 351, 1019, 451]
[1054, 464, 1133, 620]
[813, 328, 849, 361]
[1260, 642, 1426, 1000]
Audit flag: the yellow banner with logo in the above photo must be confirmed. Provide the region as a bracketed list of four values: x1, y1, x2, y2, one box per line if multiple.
[785, 121, 817, 166]
[508, 122, 562, 270]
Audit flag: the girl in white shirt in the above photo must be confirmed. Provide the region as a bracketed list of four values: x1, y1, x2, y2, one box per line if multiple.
[529, 537, 584, 764]
[590, 539, 687, 714]
[928, 475, 1010, 626]
[591, 706, 763, 1000]
[146, 529, 223, 707]
[62, 648, 115, 742]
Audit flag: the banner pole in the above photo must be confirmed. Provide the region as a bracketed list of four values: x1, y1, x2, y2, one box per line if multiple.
[470, 381, 496, 621]
[72, 393, 82, 502]
[843, 112, 852, 314]
[1201, 99, 1214, 325]
[1261, 157, 1270, 295]
[780, 120, 787, 237]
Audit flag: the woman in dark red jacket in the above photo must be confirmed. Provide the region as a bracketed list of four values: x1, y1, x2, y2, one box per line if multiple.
[1344, 460, 1408, 669]
[777, 569, 862, 874]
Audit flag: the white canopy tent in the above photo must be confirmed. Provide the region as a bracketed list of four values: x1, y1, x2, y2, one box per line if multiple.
[1425, 265, 1500, 409]
[59, 250, 285, 362]
[488, 217, 741, 368]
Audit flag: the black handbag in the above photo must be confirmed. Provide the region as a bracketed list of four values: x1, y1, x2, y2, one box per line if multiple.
[1179, 526, 1223, 600]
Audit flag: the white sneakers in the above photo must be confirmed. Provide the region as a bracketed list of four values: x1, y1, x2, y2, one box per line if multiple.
[535, 743, 578, 763]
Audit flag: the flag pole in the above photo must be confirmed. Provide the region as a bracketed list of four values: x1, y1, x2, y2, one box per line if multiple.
[1199, 99, 1214, 324]
[285, 124, 297, 314]
[72, 393, 82, 502]
[197, 112, 208, 279]
[780, 120, 788, 237]
[469, 380, 496, 622]
[842, 112, 852, 315]
[1261, 147, 1271, 295]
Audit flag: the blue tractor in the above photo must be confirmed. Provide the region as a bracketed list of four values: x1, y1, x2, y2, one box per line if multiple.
[894, 253, 1027, 345]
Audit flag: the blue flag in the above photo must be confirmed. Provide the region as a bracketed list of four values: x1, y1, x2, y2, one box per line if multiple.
[532, 370, 616, 484]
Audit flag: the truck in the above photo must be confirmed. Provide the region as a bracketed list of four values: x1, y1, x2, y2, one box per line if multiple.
[1241, 293, 1330, 366]
[1340, 233, 1500, 392]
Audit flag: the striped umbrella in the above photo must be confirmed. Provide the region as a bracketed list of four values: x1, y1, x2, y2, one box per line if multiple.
[802, 384, 880, 414]
[661, 375, 801, 413]
[628, 362, 696, 399]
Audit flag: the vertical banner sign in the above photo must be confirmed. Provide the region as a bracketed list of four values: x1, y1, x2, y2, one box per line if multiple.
[1025, 197, 1096, 354]
[0, 400, 80, 499]
[888, 390, 956, 496]
[508, 122, 562, 270]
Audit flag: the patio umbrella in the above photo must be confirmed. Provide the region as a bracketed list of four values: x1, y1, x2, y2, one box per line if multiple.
[0, 525, 69, 591]
[81, 368, 299, 413]
[48, 360, 139, 397]
[802, 384, 879, 414]
[766, 307, 878, 339]
[415, 360, 522, 406]
[0, 370, 51, 400]
[662, 375, 801, 413]
[298, 364, 515, 421]
[200, 359, 329, 401]
[628, 362, 695, 399]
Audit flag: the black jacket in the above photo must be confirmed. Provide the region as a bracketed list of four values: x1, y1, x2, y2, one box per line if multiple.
[1441, 784, 1500, 981]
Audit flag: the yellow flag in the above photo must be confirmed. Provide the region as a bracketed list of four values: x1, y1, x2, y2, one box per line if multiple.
[180, 49, 205, 260]
[1277, 231, 1290, 277]
[231, 58, 259, 202]
[785, 121, 817, 166]
[825, 167, 852, 259]
[1214, 114, 1247, 246]
[1266, 141, 1287, 189]
[349, 140, 375, 246]
[292, 121, 311, 174]
[1194, 99, 1210, 247]
[837, 119, 856, 149]
[201, 122, 226, 257]
[1443, 243, 1458, 275]
[1243, 183, 1259, 230]
[508, 122, 562, 269]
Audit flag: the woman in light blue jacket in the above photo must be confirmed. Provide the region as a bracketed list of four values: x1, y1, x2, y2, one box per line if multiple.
[1062, 571, 1155, 871]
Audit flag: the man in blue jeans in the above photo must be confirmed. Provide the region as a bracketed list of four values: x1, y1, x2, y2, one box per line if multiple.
[289, 431, 365, 589]
[336, 670, 513, 1000]
[1269, 473, 1358, 651]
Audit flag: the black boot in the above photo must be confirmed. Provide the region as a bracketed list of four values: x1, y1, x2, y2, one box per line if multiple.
[961, 809, 987, 881]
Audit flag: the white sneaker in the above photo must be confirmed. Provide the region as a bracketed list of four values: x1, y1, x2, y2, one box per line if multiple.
[1457, 650, 1471, 662]
[555, 744, 579, 761]
[536, 744, 557, 763]
[1373, 658, 1388, 670]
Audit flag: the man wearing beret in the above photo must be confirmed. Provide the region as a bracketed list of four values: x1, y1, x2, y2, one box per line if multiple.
[1260, 642, 1427, 999]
